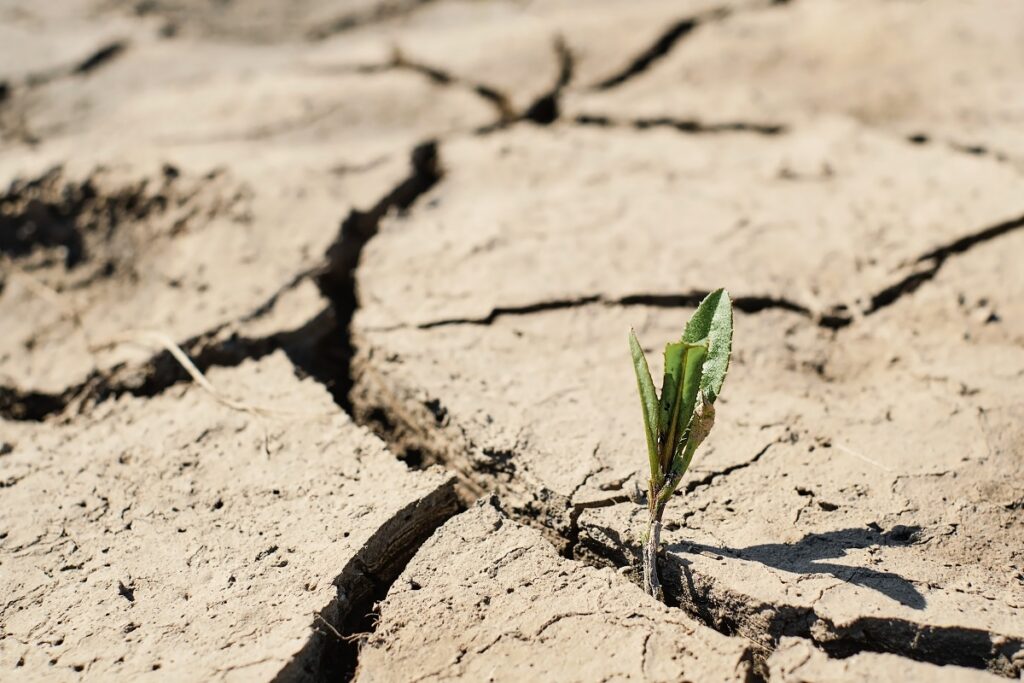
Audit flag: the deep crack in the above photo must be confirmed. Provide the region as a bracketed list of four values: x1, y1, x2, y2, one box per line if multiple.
[271, 480, 461, 682]
[0, 306, 333, 422]
[351, 332, 1023, 677]
[10, 3, 1019, 679]
[591, 15, 706, 91]
[0, 386, 66, 421]
[316, 140, 443, 412]
[588, 0, 791, 92]
[72, 41, 128, 76]
[861, 212, 1024, 317]
[0, 142, 444, 421]
[521, 37, 574, 126]
[569, 511, 1023, 678]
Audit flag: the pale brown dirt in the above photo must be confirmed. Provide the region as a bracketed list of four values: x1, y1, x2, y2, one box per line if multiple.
[1, 353, 458, 680]
[356, 502, 752, 683]
[1, 1, 1022, 681]
[767, 638, 1006, 683]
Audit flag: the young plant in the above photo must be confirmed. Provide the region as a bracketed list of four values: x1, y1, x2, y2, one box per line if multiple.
[629, 288, 733, 602]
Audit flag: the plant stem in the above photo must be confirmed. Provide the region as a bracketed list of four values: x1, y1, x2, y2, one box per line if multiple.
[642, 498, 667, 602]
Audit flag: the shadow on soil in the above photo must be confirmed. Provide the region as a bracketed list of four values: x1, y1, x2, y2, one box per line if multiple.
[671, 525, 926, 609]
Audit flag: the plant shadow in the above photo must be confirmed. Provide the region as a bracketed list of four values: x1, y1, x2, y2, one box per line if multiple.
[667, 525, 927, 609]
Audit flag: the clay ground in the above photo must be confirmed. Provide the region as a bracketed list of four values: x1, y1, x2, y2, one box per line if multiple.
[1, 0, 1022, 681]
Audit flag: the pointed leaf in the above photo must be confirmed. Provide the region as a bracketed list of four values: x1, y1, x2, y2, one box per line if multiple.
[673, 341, 707, 459]
[677, 398, 716, 479]
[658, 341, 684, 460]
[629, 329, 661, 482]
[682, 288, 733, 403]
[658, 341, 707, 471]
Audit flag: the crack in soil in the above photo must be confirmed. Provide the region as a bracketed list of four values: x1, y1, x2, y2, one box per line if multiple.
[72, 41, 128, 76]
[412, 290, 840, 330]
[392, 207, 1024, 333]
[0, 164, 185, 269]
[323, 53, 515, 127]
[351, 348, 585, 549]
[0, 302, 332, 422]
[681, 441, 775, 495]
[590, 9, 721, 91]
[572, 497, 1023, 678]
[271, 479, 461, 682]
[0, 140, 442, 422]
[661, 559, 1023, 678]
[416, 294, 603, 329]
[316, 140, 443, 412]
[520, 37, 574, 126]
[349, 331, 1023, 678]
[906, 133, 1017, 167]
[858, 211, 1024, 318]
[587, 0, 795, 92]
[385, 53, 515, 125]
[0, 385, 67, 422]
[6, 18, 1022, 673]
[313, 35, 573, 135]
[573, 113, 786, 137]
[563, 495, 633, 561]
[19, 40, 129, 90]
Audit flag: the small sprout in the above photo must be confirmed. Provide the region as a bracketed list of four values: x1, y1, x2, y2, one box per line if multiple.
[629, 288, 733, 602]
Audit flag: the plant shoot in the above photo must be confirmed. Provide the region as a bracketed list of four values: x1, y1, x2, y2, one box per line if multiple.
[629, 288, 733, 601]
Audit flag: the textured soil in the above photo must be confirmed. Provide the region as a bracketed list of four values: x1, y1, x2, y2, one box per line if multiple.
[1, 1, 1022, 681]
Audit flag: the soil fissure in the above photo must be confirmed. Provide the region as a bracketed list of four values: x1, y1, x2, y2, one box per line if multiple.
[272, 481, 462, 682]
[573, 114, 786, 136]
[589, 0, 793, 91]
[521, 37, 574, 126]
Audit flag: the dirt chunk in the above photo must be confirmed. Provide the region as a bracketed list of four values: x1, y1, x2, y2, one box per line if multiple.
[0, 151, 398, 399]
[352, 120, 1024, 675]
[355, 122, 1024, 330]
[566, 0, 1024, 168]
[0, 353, 458, 680]
[356, 501, 753, 682]
[768, 638, 1007, 683]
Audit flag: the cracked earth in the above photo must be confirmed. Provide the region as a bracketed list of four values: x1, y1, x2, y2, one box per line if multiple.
[1, 1, 1022, 681]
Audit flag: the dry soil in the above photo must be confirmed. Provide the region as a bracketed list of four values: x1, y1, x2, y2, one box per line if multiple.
[1, 1, 1022, 681]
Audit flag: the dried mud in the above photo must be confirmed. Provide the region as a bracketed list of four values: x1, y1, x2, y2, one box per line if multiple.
[2, 0, 1022, 681]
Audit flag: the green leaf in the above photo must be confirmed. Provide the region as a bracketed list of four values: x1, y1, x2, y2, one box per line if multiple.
[657, 341, 684, 464]
[659, 341, 706, 471]
[673, 341, 707, 459]
[629, 329, 661, 483]
[659, 400, 716, 506]
[682, 288, 733, 404]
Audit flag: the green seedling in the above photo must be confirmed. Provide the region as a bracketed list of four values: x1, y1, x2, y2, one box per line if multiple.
[629, 288, 733, 602]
